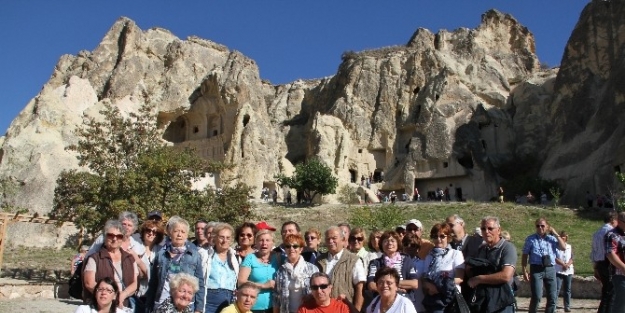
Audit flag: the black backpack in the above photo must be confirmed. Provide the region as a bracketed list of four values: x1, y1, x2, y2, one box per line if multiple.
[68, 261, 84, 300]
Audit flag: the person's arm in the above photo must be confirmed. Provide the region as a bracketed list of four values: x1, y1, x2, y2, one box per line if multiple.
[606, 251, 625, 274]
[398, 279, 419, 290]
[126, 248, 148, 278]
[467, 266, 515, 288]
[118, 264, 138, 307]
[352, 281, 364, 311]
[83, 270, 96, 294]
[521, 254, 529, 282]
[453, 268, 464, 285]
[193, 253, 205, 313]
[549, 227, 566, 250]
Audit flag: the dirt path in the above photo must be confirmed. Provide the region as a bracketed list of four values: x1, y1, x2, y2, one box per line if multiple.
[0, 297, 601, 313]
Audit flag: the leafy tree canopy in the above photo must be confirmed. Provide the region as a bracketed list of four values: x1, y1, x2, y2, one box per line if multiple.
[275, 158, 338, 203]
[52, 103, 254, 235]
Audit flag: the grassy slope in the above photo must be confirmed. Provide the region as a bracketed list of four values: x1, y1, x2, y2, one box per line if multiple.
[1, 201, 605, 280]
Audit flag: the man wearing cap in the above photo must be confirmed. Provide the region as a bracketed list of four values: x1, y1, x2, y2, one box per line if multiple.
[405, 219, 434, 259]
[315, 226, 366, 311]
[255, 221, 277, 232]
[147, 210, 163, 222]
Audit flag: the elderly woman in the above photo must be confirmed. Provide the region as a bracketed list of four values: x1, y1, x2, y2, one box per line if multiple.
[235, 222, 258, 264]
[83, 220, 138, 308]
[368, 230, 383, 258]
[238, 229, 280, 313]
[203, 223, 239, 313]
[154, 273, 200, 313]
[421, 223, 464, 313]
[273, 234, 319, 313]
[367, 231, 419, 308]
[366, 267, 417, 313]
[137, 220, 165, 303]
[302, 228, 321, 263]
[145, 216, 205, 313]
[74, 277, 126, 313]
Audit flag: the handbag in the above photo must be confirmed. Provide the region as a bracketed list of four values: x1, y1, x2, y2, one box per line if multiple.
[444, 288, 471, 313]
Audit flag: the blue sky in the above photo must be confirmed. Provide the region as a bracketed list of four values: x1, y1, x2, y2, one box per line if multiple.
[0, 1, 589, 135]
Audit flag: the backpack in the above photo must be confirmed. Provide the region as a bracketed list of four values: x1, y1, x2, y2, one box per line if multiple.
[68, 260, 84, 299]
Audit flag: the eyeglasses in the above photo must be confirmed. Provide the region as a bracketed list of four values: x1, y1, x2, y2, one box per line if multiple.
[95, 287, 115, 294]
[349, 236, 364, 242]
[217, 236, 231, 241]
[480, 227, 498, 232]
[145, 229, 158, 235]
[239, 233, 253, 238]
[310, 284, 330, 291]
[430, 235, 447, 240]
[305, 236, 317, 240]
[284, 244, 300, 249]
[106, 233, 124, 240]
[376, 280, 395, 286]
[535, 225, 546, 228]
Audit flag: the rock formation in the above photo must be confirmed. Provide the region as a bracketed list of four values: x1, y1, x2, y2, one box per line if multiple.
[0, 1, 622, 213]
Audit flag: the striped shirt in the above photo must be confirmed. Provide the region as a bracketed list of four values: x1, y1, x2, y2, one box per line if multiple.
[591, 223, 614, 262]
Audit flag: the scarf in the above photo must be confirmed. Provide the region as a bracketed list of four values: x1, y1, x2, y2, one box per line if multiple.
[283, 255, 307, 290]
[167, 244, 187, 263]
[426, 247, 449, 281]
[383, 252, 402, 268]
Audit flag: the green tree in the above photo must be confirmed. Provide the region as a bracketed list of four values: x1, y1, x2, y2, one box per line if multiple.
[275, 158, 338, 204]
[52, 103, 254, 235]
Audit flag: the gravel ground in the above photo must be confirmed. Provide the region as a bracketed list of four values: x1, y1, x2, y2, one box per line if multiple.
[0, 297, 600, 313]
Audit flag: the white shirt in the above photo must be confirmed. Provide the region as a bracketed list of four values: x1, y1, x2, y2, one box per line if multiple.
[421, 248, 465, 291]
[366, 294, 417, 313]
[325, 249, 366, 285]
[555, 243, 574, 275]
[74, 305, 127, 313]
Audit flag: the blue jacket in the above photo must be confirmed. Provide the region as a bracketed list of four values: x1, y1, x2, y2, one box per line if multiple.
[145, 242, 205, 312]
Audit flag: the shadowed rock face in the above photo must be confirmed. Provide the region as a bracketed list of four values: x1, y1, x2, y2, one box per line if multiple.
[539, 0, 625, 203]
[0, 3, 620, 213]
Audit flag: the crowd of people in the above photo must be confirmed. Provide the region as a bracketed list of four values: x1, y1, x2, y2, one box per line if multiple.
[70, 209, 625, 313]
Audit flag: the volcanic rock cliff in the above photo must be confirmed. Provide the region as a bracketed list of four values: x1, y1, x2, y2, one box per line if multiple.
[0, 2, 620, 213]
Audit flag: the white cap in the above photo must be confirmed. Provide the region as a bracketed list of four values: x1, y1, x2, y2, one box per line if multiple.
[395, 225, 406, 230]
[406, 219, 423, 229]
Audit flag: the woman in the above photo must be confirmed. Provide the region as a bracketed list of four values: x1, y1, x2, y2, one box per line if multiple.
[367, 231, 419, 309]
[75, 277, 126, 313]
[235, 222, 258, 264]
[238, 229, 279, 313]
[368, 230, 383, 258]
[366, 267, 417, 313]
[302, 228, 321, 263]
[154, 273, 200, 313]
[71, 245, 89, 275]
[145, 216, 205, 313]
[204, 222, 218, 248]
[83, 220, 138, 309]
[421, 223, 464, 313]
[555, 231, 574, 313]
[348, 227, 376, 270]
[137, 221, 165, 303]
[203, 223, 239, 313]
[273, 234, 319, 313]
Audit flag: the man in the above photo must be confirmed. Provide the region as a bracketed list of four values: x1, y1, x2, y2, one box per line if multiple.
[592, 212, 618, 313]
[220, 282, 259, 313]
[521, 217, 566, 313]
[405, 219, 434, 259]
[394, 225, 406, 240]
[467, 216, 517, 313]
[273, 221, 301, 254]
[147, 210, 163, 223]
[338, 223, 351, 249]
[297, 272, 352, 313]
[605, 212, 625, 313]
[315, 226, 366, 311]
[192, 219, 209, 248]
[446, 214, 483, 259]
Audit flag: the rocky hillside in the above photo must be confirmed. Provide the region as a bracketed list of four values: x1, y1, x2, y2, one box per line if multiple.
[0, 1, 622, 214]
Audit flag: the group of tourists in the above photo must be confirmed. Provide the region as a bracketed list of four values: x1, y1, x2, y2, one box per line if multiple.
[72, 208, 625, 313]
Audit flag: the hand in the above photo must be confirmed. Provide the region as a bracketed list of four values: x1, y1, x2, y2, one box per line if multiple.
[550, 227, 558, 236]
[266, 280, 275, 289]
[468, 276, 481, 288]
[423, 281, 439, 295]
[594, 268, 601, 283]
[523, 271, 530, 282]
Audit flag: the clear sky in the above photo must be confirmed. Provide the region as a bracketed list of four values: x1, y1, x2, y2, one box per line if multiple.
[0, 1, 589, 135]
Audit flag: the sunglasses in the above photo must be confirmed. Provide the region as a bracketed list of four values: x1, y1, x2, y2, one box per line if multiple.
[145, 229, 159, 235]
[284, 244, 300, 249]
[239, 233, 253, 238]
[536, 225, 546, 228]
[430, 235, 447, 240]
[310, 284, 330, 291]
[305, 236, 317, 240]
[106, 233, 124, 240]
[480, 227, 497, 232]
[349, 236, 365, 242]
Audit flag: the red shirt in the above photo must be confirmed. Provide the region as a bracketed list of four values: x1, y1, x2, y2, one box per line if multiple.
[297, 298, 351, 313]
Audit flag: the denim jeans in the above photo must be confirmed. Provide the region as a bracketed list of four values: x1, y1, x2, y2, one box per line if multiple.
[556, 273, 572, 309]
[597, 260, 613, 313]
[612, 275, 625, 313]
[204, 288, 234, 313]
[529, 264, 557, 313]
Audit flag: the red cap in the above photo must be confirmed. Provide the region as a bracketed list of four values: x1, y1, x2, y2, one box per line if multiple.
[256, 221, 276, 231]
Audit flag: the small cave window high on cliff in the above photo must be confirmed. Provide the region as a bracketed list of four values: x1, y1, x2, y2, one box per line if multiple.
[413, 86, 420, 95]
[457, 155, 474, 169]
[163, 116, 188, 143]
[243, 114, 250, 127]
[349, 169, 357, 183]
